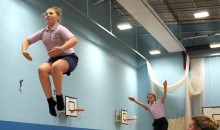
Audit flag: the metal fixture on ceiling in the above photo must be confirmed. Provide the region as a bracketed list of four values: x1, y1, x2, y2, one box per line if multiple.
[111, 0, 141, 26]
[182, 33, 220, 41]
[116, 0, 185, 53]
[112, 0, 220, 54]
[147, 0, 220, 25]
[112, 0, 220, 25]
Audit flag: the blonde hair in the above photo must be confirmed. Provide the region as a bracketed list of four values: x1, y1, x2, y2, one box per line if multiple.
[192, 115, 220, 130]
[48, 7, 62, 23]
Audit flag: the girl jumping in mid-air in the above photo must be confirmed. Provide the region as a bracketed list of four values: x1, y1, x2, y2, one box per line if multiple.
[129, 80, 168, 130]
[22, 7, 78, 116]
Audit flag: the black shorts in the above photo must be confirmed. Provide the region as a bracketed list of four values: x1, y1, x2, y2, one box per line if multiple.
[48, 53, 78, 76]
[153, 117, 168, 130]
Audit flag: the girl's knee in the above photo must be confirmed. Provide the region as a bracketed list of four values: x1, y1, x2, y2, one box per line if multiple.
[51, 63, 60, 72]
[38, 66, 50, 75]
[51, 64, 64, 76]
[51, 61, 68, 73]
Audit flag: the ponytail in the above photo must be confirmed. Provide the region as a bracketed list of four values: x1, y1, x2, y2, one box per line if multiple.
[192, 115, 220, 130]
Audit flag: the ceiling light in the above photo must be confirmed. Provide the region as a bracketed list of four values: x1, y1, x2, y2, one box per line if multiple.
[194, 11, 209, 18]
[210, 42, 220, 48]
[210, 53, 220, 56]
[149, 49, 161, 55]
[117, 23, 132, 30]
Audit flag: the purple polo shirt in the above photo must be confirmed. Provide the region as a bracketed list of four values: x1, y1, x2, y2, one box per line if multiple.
[146, 98, 165, 119]
[28, 23, 75, 56]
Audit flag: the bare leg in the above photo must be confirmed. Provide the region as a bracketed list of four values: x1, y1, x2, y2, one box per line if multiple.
[51, 59, 69, 95]
[51, 59, 69, 110]
[38, 62, 53, 98]
[38, 62, 56, 116]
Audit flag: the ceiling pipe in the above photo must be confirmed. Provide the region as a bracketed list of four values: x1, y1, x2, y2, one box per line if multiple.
[182, 32, 220, 41]
[182, 34, 215, 41]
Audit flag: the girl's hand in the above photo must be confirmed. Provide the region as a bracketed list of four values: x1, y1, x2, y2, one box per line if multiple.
[161, 80, 167, 103]
[128, 97, 135, 101]
[48, 46, 63, 57]
[22, 51, 32, 61]
[163, 80, 167, 88]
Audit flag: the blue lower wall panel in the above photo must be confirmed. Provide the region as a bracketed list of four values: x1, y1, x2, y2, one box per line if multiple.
[0, 120, 98, 130]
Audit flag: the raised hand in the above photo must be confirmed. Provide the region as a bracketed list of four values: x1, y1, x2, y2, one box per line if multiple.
[161, 80, 167, 103]
[163, 80, 167, 88]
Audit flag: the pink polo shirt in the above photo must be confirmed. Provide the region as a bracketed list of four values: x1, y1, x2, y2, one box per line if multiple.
[146, 98, 165, 119]
[28, 23, 75, 56]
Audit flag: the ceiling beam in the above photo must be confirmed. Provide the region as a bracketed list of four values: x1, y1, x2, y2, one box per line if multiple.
[116, 0, 185, 52]
[162, 0, 180, 24]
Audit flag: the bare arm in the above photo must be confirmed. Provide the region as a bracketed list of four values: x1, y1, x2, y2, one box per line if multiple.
[22, 39, 32, 61]
[48, 36, 78, 57]
[161, 80, 167, 103]
[128, 97, 148, 109]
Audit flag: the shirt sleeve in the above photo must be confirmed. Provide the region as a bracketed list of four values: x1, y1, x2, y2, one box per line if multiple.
[59, 25, 74, 41]
[157, 98, 163, 104]
[28, 29, 43, 44]
[145, 104, 150, 111]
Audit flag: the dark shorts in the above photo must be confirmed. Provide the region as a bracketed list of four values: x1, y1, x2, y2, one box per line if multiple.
[48, 53, 78, 76]
[153, 117, 168, 130]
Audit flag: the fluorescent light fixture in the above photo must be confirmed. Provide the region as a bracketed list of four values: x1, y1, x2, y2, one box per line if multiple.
[210, 53, 220, 56]
[149, 49, 161, 55]
[117, 23, 132, 30]
[210, 42, 220, 48]
[194, 11, 209, 18]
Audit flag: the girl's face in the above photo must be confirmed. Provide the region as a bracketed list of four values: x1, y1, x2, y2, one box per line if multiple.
[147, 94, 155, 103]
[188, 120, 200, 130]
[44, 8, 60, 27]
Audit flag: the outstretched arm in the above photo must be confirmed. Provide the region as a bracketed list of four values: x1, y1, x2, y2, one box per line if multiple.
[22, 39, 32, 61]
[128, 97, 148, 109]
[161, 80, 167, 103]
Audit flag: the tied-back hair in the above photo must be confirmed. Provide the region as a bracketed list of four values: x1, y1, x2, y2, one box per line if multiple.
[42, 7, 62, 23]
[147, 93, 156, 104]
[50, 7, 62, 23]
[192, 115, 220, 130]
